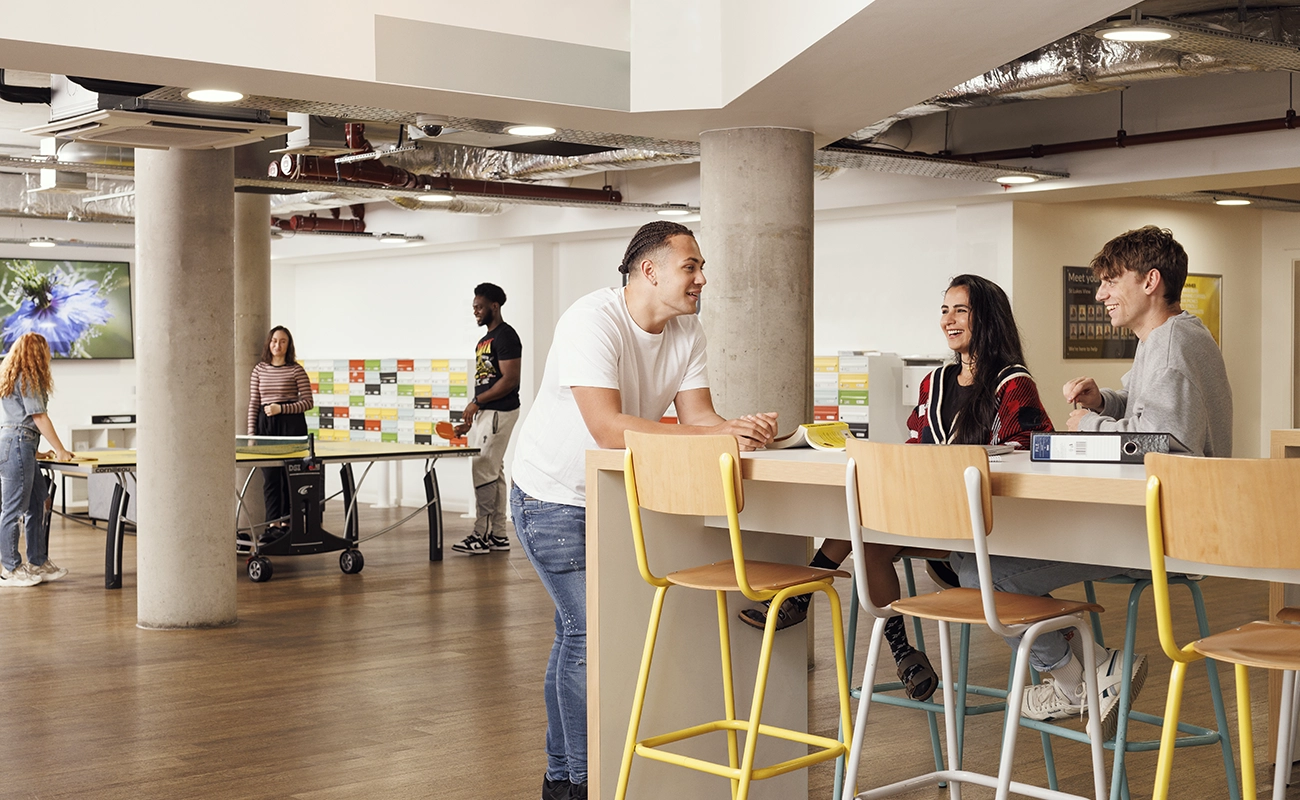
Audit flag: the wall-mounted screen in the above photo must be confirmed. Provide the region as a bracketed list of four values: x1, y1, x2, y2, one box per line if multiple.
[0, 258, 134, 359]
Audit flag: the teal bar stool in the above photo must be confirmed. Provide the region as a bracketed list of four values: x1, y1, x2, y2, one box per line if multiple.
[1025, 576, 1239, 800]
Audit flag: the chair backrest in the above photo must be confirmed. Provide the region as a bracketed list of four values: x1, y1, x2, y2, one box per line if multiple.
[844, 437, 992, 539]
[624, 431, 743, 516]
[1146, 453, 1300, 570]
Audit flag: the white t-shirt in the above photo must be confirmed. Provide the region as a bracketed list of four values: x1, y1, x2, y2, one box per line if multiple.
[511, 286, 711, 507]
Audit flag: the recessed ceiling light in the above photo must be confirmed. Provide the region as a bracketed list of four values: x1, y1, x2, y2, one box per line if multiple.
[377, 233, 410, 244]
[656, 206, 692, 216]
[184, 89, 245, 103]
[1214, 197, 1252, 206]
[1095, 17, 1178, 43]
[995, 174, 1039, 185]
[506, 125, 556, 137]
[418, 194, 454, 203]
[27, 237, 56, 248]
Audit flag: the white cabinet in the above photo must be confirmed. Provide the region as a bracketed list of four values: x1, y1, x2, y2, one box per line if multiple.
[69, 424, 137, 451]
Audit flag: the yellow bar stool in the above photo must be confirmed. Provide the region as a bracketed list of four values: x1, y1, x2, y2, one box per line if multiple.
[840, 438, 1108, 800]
[615, 431, 852, 800]
[1145, 453, 1300, 800]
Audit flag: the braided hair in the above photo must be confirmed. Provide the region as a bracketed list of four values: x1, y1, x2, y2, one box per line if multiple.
[618, 221, 694, 276]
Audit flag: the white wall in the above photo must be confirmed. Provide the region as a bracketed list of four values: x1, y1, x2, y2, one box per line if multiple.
[812, 204, 1013, 358]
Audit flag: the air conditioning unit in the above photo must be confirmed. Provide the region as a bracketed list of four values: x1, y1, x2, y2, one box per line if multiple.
[25, 109, 289, 150]
[23, 75, 290, 150]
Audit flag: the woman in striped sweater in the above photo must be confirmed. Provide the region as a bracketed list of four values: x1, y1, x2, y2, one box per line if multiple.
[247, 326, 314, 541]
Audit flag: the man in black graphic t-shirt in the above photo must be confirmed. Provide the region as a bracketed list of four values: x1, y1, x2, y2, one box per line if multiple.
[452, 282, 523, 555]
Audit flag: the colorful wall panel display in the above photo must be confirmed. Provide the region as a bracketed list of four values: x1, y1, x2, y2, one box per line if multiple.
[301, 359, 470, 445]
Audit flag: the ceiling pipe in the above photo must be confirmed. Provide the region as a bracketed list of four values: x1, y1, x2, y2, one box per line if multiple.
[957, 110, 1299, 162]
[273, 213, 367, 233]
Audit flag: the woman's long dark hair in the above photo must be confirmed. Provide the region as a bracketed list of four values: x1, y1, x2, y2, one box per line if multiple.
[947, 274, 1028, 444]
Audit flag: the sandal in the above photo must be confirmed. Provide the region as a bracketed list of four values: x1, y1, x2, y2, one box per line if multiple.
[737, 596, 810, 631]
[896, 649, 938, 701]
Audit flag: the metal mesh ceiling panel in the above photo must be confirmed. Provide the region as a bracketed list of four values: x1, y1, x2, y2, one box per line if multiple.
[1140, 21, 1300, 71]
[815, 148, 1068, 182]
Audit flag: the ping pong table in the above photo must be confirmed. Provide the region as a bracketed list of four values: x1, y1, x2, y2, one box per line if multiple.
[40, 436, 479, 589]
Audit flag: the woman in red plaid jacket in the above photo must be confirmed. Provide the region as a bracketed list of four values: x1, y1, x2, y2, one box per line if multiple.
[740, 274, 1052, 702]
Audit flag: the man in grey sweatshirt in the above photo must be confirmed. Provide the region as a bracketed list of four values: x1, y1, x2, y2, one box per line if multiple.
[952, 226, 1233, 738]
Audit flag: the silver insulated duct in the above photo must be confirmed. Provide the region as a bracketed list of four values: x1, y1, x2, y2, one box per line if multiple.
[850, 6, 1300, 142]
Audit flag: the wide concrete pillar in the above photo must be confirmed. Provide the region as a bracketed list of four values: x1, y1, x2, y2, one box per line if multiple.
[135, 148, 237, 629]
[699, 128, 814, 430]
[234, 192, 271, 529]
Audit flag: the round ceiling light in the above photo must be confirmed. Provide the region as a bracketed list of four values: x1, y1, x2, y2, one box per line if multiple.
[656, 206, 692, 216]
[995, 174, 1039, 185]
[1214, 197, 1252, 206]
[506, 125, 557, 137]
[1095, 22, 1178, 42]
[377, 233, 410, 244]
[418, 193, 454, 203]
[184, 88, 245, 103]
[27, 237, 56, 248]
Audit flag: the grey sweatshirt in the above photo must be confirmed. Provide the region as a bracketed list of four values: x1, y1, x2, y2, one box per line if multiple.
[1078, 311, 1232, 457]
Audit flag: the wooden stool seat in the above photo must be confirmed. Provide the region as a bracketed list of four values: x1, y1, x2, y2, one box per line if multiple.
[1276, 607, 1300, 624]
[668, 560, 848, 592]
[893, 587, 1103, 626]
[615, 433, 853, 800]
[1191, 621, 1300, 672]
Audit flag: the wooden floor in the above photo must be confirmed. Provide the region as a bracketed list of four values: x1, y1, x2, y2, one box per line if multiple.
[4, 511, 1294, 799]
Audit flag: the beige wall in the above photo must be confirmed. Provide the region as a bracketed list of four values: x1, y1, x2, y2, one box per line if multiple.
[1260, 211, 1300, 453]
[1011, 199, 1263, 457]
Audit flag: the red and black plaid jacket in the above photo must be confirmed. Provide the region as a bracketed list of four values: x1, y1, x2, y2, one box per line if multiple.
[905, 363, 1053, 449]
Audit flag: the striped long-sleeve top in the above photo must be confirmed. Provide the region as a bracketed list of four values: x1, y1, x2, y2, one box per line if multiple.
[247, 362, 314, 434]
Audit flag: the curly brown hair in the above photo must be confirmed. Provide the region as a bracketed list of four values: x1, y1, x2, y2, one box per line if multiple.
[0, 332, 54, 399]
[1091, 225, 1188, 305]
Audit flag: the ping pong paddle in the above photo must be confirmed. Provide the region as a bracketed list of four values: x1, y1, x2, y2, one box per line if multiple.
[435, 421, 457, 441]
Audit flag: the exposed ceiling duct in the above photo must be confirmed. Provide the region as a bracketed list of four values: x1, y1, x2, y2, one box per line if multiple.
[0, 171, 134, 221]
[848, 5, 1300, 144]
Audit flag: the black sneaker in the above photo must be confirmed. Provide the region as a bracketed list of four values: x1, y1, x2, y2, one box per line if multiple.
[452, 535, 490, 555]
[542, 776, 569, 800]
[486, 534, 511, 552]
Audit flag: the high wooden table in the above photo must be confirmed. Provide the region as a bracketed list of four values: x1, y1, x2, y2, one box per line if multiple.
[587, 448, 1294, 800]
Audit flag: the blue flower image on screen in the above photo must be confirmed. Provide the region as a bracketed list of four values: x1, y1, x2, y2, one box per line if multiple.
[0, 259, 134, 359]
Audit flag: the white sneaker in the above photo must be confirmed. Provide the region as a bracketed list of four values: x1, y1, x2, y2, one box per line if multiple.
[0, 564, 42, 588]
[1022, 676, 1084, 721]
[1096, 648, 1147, 741]
[29, 560, 67, 581]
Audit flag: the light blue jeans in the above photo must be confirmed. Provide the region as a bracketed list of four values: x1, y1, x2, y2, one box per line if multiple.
[949, 552, 1147, 672]
[510, 482, 587, 786]
[0, 425, 50, 571]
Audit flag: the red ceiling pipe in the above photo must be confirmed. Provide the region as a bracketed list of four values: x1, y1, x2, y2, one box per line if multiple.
[958, 111, 1299, 162]
[273, 214, 367, 233]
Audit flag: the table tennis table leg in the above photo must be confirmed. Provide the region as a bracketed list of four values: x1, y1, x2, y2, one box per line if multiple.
[103, 478, 128, 590]
[425, 462, 442, 561]
[338, 463, 359, 545]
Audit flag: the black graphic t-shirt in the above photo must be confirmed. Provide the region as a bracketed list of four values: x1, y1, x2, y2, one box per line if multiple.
[473, 322, 523, 411]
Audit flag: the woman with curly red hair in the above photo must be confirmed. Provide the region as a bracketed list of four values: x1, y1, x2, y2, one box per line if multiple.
[0, 332, 73, 587]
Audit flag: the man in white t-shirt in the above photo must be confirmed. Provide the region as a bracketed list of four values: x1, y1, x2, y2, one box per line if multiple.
[510, 221, 779, 800]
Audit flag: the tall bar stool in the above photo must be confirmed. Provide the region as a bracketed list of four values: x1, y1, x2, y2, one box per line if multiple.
[840, 438, 1107, 800]
[1145, 453, 1300, 800]
[614, 432, 852, 800]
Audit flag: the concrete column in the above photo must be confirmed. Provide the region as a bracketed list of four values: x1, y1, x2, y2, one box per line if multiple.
[135, 148, 237, 629]
[699, 128, 814, 429]
[234, 192, 271, 532]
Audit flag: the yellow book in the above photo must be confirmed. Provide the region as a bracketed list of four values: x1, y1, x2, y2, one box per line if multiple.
[768, 421, 852, 450]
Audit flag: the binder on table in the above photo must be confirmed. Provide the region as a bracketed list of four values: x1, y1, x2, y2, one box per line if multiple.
[1030, 432, 1189, 463]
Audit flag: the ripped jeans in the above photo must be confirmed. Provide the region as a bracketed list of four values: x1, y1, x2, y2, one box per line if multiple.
[510, 482, 587, 786]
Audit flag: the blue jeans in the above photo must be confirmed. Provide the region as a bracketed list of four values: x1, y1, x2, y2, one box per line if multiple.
[0, 426, 49, 571]
[949, 552, 1147, 672]
[510, 482, 587, 786]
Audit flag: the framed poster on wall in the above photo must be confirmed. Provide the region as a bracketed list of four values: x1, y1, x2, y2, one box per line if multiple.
[1181, 273, 1222, 346]
[1063, 266, 1137, 359]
